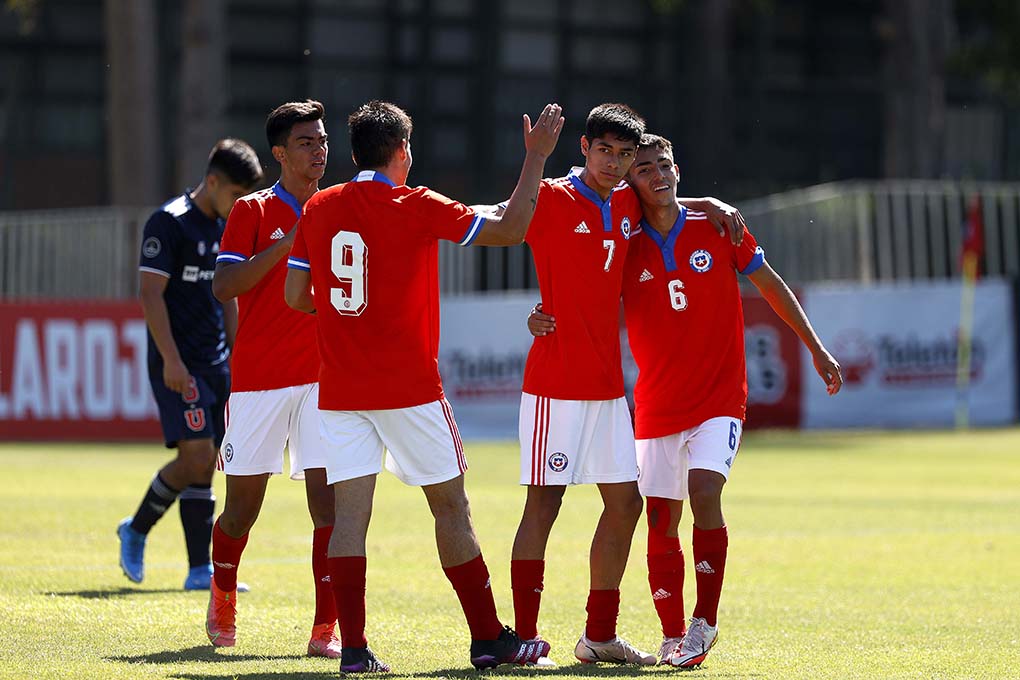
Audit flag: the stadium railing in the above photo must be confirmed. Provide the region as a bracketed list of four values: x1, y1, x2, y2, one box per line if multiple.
[1, 181, 1017, 299]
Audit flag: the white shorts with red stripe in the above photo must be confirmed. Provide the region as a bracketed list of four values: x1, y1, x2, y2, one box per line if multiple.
[518, 393, 638, 486]
[318, 398, 467, 486]
[218, 382, 326, 480]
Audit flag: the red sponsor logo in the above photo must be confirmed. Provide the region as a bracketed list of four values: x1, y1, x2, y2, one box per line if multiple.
[184, 407, 206, 432]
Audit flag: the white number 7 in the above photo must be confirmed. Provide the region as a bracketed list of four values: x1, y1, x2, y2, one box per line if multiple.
[602, 239, 615, 272]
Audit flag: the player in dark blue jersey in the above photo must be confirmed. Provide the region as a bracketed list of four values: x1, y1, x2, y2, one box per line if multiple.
[118, 139, 264, 590]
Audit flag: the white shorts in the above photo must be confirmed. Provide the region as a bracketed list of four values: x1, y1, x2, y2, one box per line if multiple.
[318, 398, 467, 486]
[519, 393, 638, 486]
[636, 416, 744, 500]
[219, 382, 328, 480]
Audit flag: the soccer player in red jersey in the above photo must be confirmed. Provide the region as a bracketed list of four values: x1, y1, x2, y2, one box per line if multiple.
[508, 104, 745, 666]
[283, 100, 564, 673]
[531, 134, 842, 668]
[204, 100, 342, 656]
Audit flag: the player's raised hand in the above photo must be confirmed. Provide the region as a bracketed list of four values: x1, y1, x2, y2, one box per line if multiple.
[527, 302, 556, 337]
[813, 350, 843, 395]
[700, 197, 746, 246]
[523, 104, 564, 159]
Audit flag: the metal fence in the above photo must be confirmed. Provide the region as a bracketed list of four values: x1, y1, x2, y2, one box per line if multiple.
[1, 181, 1018, 300]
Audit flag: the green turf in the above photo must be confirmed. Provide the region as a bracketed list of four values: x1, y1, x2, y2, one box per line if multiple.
[1, 429, 1018, 679]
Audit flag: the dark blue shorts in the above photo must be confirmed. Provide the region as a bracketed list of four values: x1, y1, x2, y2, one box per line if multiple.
[148, 367, 230, 449]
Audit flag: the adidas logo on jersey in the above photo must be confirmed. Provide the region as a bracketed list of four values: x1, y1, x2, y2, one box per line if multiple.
[270, 227, 286, 240]
[639, 269, 654, 282]
[574, 221, 590, 234]
[652, 588, 672, 600]
[695, 560, 716, 574]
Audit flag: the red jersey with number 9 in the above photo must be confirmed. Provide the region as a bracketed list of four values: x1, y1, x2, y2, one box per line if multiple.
[621, 208, 764, 439]
[522, 169, 643, 400]
[288, 171, 486, 411]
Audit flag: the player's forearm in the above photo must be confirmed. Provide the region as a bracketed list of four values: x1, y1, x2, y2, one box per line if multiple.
[284, 270, 316, 314]
[212, 240, 291, 301]
[485, 151, 548, 245]
[753, 273, 826, 357]
[138, 292, 183, 364]
[222, 299, 238, 348]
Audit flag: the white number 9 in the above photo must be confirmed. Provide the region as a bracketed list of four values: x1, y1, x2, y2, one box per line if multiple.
[331, 231, 367, 316]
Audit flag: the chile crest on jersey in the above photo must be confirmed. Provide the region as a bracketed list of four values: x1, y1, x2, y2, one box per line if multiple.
[689, 248, 713, 272]
[621, 216, 632, 239]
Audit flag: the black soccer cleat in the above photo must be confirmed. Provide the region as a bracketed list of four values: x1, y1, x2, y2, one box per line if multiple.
[340, 646, 391, 673]
[470, 625, 552, 670]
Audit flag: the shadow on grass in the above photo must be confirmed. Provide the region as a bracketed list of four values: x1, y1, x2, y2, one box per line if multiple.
[108, 646, 304, 665]
[168, 665, 765, 679]
[44, 587, 181, 599]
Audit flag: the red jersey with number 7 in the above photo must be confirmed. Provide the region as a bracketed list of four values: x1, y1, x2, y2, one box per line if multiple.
[523, 168, 643, 400]
[287, 170, 487, 411]
[621, 208, 764, 439]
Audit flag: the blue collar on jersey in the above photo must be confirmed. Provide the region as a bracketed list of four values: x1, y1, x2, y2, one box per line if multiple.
[567, 166, 621, 233]
[640, 206, 687, 273]
[272, 181, 302, 218]
[352, 170, 396, 187]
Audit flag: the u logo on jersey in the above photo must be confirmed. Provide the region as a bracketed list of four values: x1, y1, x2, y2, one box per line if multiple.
[690, 249, 713, 273]
[620, 216, 632, 240]
[184, 407, 206, 432]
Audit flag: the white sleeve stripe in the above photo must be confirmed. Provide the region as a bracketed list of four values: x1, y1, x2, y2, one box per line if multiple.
[458, 215, 485, 246]
[287, 257, 311, 271]
[215, 253, 247, 263]
[138, 266, 171, 278]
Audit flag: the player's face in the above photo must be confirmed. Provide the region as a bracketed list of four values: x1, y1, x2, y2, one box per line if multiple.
[208, 175, 255, 220]
[580, 133, 638, 194]
[278, 120, 328, 182]
[626, 145, 679, 209]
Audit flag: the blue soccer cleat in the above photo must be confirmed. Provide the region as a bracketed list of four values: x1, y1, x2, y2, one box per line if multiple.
[185, 563, 250, 592]
[117, 517, 146, 583]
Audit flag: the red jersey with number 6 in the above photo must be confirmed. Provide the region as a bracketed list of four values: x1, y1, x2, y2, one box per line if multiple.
[523, 169, 643, 400]
[622, 208, 764, 439]
[217, 182, 319, 392]
[288, 170, 487, 411]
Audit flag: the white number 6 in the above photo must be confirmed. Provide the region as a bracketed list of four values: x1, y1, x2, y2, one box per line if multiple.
[668, 278, 687, 311]
[331, 231, 367, 316]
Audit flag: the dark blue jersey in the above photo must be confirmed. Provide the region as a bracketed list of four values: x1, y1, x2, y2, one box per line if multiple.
[138, 191, 229, 373]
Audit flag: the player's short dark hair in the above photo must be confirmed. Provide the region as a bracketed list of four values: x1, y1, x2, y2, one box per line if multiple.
[266, 99, 326, 148]
[585, 103, 645, 145]
[347, 100, 413, 169]
[206, 138, 263, 187]
[638, 133, 674, 156]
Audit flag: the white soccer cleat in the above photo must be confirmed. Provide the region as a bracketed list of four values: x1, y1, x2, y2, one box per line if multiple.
[669, 617, 718, 668]
[574, 634, 656, 665]
[657, 635, 684, 665]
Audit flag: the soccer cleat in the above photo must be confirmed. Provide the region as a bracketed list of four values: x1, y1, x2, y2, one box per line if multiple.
[308, 623, 343, 659]
[657, 635, 685, 665]
[669, 617, 718, 668]
[573, 634, 656, 665]
[117, 517, 146, 583]
[524, 637, 556, 667]
[340, 646, 391, 673]
[470, 626, 551, 669]
[185, 564, 250, 592]
[205, 579, 237, 647]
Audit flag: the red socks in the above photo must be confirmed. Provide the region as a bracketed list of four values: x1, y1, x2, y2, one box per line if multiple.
[584, 589, 620, 642]
[443, 554, 503, 641]
[329, 556, 368, 648]
[312, 526, 337, 626]
[510, 559, 544, 640]
[211, 519, 248, 591]
[692, 525, 728, 627]
[648, 542, 686, 638]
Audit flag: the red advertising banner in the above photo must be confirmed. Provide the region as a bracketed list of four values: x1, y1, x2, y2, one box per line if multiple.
[0, 301, 161, 440]
[741, 293, 803, 428]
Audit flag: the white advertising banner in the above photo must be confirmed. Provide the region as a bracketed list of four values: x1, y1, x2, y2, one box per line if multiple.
[439, 293, 538, 439]
[802, 279, 1017, 428]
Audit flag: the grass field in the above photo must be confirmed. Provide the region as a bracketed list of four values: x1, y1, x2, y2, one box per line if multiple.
[1, 429, 1019, 680]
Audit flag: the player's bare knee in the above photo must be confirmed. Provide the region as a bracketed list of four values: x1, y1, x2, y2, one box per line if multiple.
[524, 487, 564, 525]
